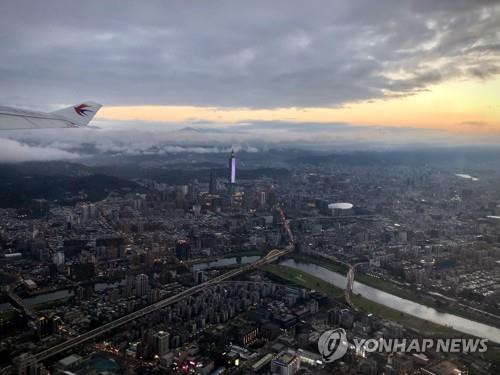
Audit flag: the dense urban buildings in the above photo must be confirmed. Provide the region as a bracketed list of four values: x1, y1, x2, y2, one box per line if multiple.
[1, 1, 500, 374]
[1, 148, 500, 374]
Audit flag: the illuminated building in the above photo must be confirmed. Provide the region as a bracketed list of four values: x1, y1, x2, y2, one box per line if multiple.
[229, 149, 236, 184]
[239, 326, 259, 346]
[271, 351, 300, 375]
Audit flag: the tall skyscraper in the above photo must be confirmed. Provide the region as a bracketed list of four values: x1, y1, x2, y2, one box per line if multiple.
[153, 330, 170, 356]
[229, 148, 236, 184]
[135, 273, 149, 297]
[175, 240, 192, 260]
[209, 170, 217, 195]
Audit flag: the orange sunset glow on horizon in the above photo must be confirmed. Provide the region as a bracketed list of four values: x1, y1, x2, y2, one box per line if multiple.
[99, 77, 500, 135]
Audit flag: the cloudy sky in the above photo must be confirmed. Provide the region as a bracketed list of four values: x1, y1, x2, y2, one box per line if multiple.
[1, 0, 500, 161]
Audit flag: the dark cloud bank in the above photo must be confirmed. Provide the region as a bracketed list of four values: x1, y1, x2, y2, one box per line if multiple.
[1, 0, 498, 108]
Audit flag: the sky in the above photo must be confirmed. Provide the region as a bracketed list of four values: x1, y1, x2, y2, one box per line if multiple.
[0, 0, 499, 161]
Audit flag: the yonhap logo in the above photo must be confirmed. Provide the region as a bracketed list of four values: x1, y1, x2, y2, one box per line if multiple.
[318, 328, 349, 363]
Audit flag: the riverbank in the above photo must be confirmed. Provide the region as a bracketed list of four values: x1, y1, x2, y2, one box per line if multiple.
[286, 253, 348, 273]
[355, 273, 500, 328]
[263, 264, 461, 338]
[16, 276, 125, 298]
[223, 250, 264, 258]
[285, 253, 500, 328]
[265, 263, 500, 365]
[263, 264, 344, 299]
[33, 298, 72, 312]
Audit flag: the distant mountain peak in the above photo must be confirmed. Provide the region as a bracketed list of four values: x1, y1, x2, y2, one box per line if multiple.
[179, 126, 203, 132]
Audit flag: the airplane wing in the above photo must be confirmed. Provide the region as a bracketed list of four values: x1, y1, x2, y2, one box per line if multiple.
[0, 101, 102, 130]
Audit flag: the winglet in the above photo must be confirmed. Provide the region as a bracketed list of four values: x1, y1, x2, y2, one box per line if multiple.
[51, 101, 102, 126]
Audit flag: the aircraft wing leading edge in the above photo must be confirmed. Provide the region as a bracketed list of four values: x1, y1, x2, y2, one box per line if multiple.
[0, 101, 102, 130]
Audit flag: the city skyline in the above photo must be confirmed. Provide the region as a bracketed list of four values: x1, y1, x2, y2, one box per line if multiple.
[1, 2, 500, 373]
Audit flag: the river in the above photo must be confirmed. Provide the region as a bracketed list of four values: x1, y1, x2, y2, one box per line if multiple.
[193, 256, 500, 342]
[0, 258, 261, 312]
[3, 256, 500, 343]
[0, 280, 126, 312]
[191, 256, 261, 271]
[279, 258, 500, 343]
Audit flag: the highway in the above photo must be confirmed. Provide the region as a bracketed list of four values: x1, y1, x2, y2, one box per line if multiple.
[293, 215, 376, 221]
[7, 208, 295, 371]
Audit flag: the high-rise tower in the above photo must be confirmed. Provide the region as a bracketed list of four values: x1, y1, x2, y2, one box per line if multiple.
[135, 273, 149, 297]
[229, 148, 236, 184]
[209, 170, 217, 195]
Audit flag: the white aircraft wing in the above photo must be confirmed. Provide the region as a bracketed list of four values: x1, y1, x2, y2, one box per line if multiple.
[0, 101, 102, 130]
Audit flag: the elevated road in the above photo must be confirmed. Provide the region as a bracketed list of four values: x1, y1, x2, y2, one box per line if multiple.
[7, 208, 295, 371]
[18, 248, 290, 367]
[293, 215, 376, 222]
